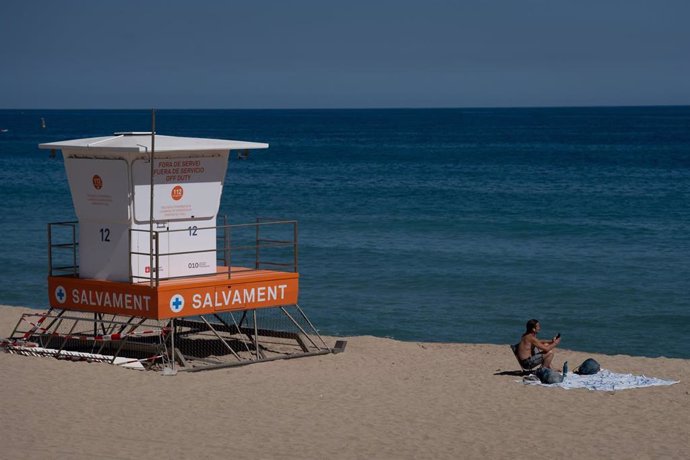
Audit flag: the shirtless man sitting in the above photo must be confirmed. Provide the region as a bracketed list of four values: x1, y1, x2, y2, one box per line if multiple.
[517, 319, 561, 369]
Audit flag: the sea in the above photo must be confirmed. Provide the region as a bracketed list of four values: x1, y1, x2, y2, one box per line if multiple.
[0, 107, 689, 359]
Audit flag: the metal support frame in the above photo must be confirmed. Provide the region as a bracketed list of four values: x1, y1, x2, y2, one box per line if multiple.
[199, 316, 243, 361]
[3, 301, 335, 373]
[3, 311, 172, 370]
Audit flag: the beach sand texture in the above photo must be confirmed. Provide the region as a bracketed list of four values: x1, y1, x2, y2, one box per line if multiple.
[1, 305, 688, 459]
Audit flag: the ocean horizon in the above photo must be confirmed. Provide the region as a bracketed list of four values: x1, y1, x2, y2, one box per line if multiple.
[1, 106, 689, 359]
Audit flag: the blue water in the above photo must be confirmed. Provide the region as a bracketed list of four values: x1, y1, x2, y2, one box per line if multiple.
[1, 107, 689, 358]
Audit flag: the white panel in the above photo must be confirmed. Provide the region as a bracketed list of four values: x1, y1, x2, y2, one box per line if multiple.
[64, 156, 130, 223]
[129, 220, 216, 281]
[79, 222, 130, 281]
[166, 219, 217, 278]
[131, 154, 228, 223]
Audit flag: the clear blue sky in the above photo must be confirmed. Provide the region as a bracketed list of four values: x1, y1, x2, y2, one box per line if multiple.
[2, 0, 689, 108]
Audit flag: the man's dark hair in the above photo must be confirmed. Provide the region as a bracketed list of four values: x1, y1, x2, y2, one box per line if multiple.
[525, 319, 539, 333]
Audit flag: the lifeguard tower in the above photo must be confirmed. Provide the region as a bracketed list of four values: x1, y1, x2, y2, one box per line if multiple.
[2, 129, 342, 372]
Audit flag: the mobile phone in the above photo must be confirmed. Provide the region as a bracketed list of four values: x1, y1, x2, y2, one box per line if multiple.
[556, 333, 561, 339]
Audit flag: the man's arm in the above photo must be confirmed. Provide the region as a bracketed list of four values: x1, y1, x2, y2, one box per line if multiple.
[528, 334, 561, 352]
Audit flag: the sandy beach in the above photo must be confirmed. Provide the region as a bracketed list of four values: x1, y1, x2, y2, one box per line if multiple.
[1, 304, 688, 459]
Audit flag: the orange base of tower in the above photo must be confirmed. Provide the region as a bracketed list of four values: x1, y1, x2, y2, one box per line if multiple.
[48, 266, 299, 320]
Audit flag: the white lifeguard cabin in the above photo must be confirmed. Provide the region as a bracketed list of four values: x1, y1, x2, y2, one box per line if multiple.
[39, 132, 267, 282]
[1, 129, 341, 372]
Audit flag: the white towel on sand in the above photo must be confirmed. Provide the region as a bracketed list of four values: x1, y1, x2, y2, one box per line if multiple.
[522, 369, 678, 391]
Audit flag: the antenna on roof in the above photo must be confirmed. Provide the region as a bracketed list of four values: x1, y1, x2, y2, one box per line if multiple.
[149, 110, 156, 290]
[149, 109, 176, 376]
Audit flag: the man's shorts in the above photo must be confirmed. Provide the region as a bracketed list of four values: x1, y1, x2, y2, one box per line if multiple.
[520, 352, 544, 369]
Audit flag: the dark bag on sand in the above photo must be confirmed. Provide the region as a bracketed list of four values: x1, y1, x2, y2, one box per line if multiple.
[536, 367, 564, 384]
[576, 358, 600, 375]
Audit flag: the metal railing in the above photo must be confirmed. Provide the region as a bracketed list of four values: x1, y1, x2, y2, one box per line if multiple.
[47, 218, 298, 287]
[220, 217, 298, 272]
[48, 221, 79, 277]
[129, 218, 298, 286]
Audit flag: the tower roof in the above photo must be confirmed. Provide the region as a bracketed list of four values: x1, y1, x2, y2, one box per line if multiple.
[40, 133, 268, 153]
